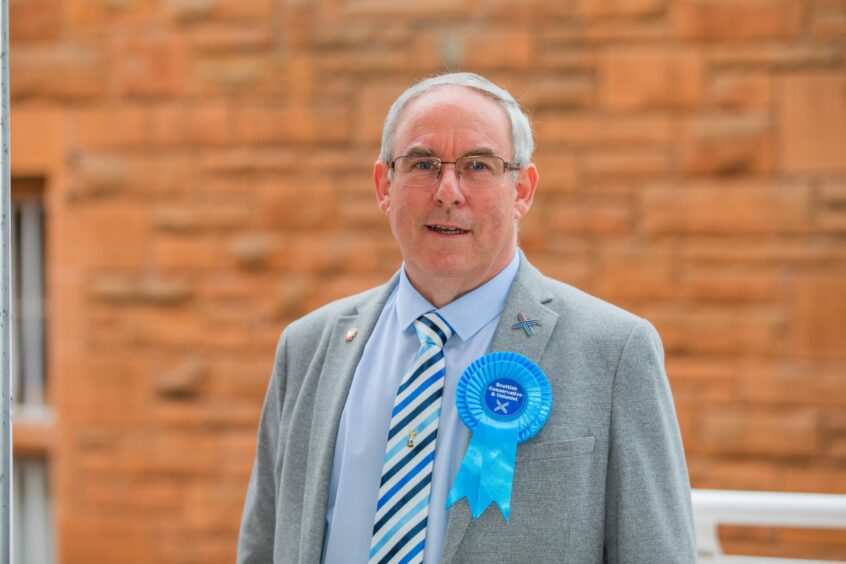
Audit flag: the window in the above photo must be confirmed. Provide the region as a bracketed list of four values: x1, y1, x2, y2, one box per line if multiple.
[11, 177, 54, 564]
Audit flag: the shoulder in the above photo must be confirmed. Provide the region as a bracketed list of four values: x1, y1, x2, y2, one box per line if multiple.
[516, 259, 659, 352]
[281, 277, 396, 344]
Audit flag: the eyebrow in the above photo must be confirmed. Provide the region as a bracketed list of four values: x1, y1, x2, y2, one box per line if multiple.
[399, 146, 500, 159]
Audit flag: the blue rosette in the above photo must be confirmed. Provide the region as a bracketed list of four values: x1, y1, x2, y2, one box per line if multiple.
[446, 352, 552, 521]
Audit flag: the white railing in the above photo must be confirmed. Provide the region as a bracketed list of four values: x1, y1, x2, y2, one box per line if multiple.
[693, 489, 846, 563]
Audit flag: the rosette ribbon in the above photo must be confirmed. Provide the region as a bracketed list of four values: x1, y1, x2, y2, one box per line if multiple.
[446, 352, 552, 521]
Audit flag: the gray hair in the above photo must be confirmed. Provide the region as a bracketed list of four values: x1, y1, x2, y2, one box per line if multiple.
[378, 72, 535, 166]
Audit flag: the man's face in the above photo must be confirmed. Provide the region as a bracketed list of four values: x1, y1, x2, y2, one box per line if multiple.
[374, 86, 537, 302]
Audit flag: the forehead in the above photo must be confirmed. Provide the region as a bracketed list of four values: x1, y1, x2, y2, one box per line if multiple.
[392, 86, 512, 157]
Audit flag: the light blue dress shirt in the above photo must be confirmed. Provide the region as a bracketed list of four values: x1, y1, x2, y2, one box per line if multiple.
[322, 252, 520, 564]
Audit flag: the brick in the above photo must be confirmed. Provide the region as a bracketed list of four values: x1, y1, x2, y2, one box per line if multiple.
[164, 0, 216, 22]
[575, 0, 664, 18]
[90, 276, 193, 305]
[227, 234, 275, 270]
[665, 357, 738, 403]
[586, 149, 671, 178]
[63, 355, 149, 426]
[353, 80, 408, 145]
[63, 203, 149, 269]
[65, 0, 157, 31]
[68, 152, 143, 199]
[543, 19, 666, 43]
[791, 274, 846, 359]
[546, 198, 632, 235]
[698, 405, 820, 458]
[234, 100, 350, 144]
[671, 0, 803, 39]
[10, 0, 61, 41]
[681, 237, 846, 265]
[810, 0, 846, 38]
[678, 265, 784, 302]
[317, 48, 411, 75]
[464, 29, 534, 70]
[709, 72, 772, 110]
[681, 114, 772, 175]
[342, 0, 466, 17]
[537, 113, 673, 146]
[687, 456, 780, 490]
[531, 152, 577, 193]
[652, 307, 785, 355]
[642, 182, 810, 235]
[520, 76, 594, 110]
[62, 518, 150, 564]
[737, 362, 846, 407]
[9, 108, 63, 173]
[190, 53, 285, 97]
[707, 44, 843, 69]
[153, 358, 209, 399]
[109, 35, 188, 98]
[69, 106, 147, 149]
[152, 204, 251, 233]
[209, 355, 276, 400]
[600, 48, 703, 110]
[185, 23, 273, 52]
[536, 47, 597, 72]
[199, 149, 300, 175]
[595, 242, 674, 301]
[12, 44, 104, 100]
[254, 177, 338, 232]
[151, 234, 222, 271]
[780, 73, 846, 173]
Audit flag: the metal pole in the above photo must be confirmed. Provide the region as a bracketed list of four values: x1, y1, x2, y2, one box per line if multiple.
[0, 0, 12, 557]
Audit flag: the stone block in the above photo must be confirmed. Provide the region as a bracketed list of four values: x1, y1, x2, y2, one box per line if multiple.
[12, 44, 104, 100]
[109, 35, 188, 98]
[671, 0, 803, 39]
[595, 242, 675, 301]
[600, 48, 703, 110]
[642, 181, 810, 234]
[709, 72, 772, 110]
[780, 73, 846, 173]
[681, 114, 772, 176]
[575, 0, 665, 18]
[791, 274, 846, 359]
[537, 113, 673, 146]
[698, 405, 820, 458]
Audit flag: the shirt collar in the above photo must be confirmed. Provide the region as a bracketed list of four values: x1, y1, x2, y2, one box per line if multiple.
[395, 251, 521, 343]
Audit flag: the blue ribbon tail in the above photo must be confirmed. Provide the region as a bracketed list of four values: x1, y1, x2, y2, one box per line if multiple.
[446, 423, 520, 521]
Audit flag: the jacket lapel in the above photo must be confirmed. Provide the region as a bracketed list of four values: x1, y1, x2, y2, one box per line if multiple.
[298, 275, 399, 563]
[440, 258, 560, 564]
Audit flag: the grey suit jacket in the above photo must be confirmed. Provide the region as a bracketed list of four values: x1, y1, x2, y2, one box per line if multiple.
[238, 259, 696, 563]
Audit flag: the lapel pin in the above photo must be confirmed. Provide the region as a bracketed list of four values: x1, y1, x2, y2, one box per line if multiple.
[512, 311, 540, 336]
[345, 329, 358, 342]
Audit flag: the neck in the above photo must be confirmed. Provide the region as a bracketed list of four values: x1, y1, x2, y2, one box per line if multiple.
[405, 251, 517, 308]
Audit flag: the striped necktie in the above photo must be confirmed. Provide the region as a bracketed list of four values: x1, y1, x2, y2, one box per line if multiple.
[369, 311, 454, 564]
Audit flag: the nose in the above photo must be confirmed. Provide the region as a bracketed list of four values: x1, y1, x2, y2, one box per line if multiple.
[433, 163, 466, 207]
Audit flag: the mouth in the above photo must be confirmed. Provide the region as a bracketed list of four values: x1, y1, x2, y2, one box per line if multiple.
[426, 224, 470, 235]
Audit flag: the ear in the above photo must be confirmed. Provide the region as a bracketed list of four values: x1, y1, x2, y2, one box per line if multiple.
[513, 163, 538, 220]
[373, 160, 392, 215]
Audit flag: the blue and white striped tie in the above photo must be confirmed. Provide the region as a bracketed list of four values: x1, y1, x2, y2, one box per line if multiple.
[369, 311, 454, 564]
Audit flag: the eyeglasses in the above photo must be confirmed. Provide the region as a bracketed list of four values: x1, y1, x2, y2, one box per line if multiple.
[390, 155, 521, 188]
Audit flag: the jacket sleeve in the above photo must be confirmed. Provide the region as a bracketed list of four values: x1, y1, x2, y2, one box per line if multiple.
[603, 319, 697, 563]
[238, 331, 288, 564]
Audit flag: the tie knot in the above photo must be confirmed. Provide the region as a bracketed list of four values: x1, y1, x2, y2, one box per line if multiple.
[413, 311, 454, 349]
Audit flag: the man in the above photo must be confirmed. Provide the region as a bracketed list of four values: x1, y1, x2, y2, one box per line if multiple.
[238, 72, 696, 563]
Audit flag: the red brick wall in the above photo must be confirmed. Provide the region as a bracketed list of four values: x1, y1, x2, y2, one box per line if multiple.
[10, 0, 846, 561]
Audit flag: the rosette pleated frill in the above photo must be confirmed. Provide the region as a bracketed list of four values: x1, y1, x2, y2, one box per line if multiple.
[446, 352, 552, 520]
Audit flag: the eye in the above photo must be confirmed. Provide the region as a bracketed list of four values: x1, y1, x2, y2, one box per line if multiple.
[412, 158, 438, 171]
[462, 158, 493, 173]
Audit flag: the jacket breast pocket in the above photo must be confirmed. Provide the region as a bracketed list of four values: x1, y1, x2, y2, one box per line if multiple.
[517, 436, 595, 462]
